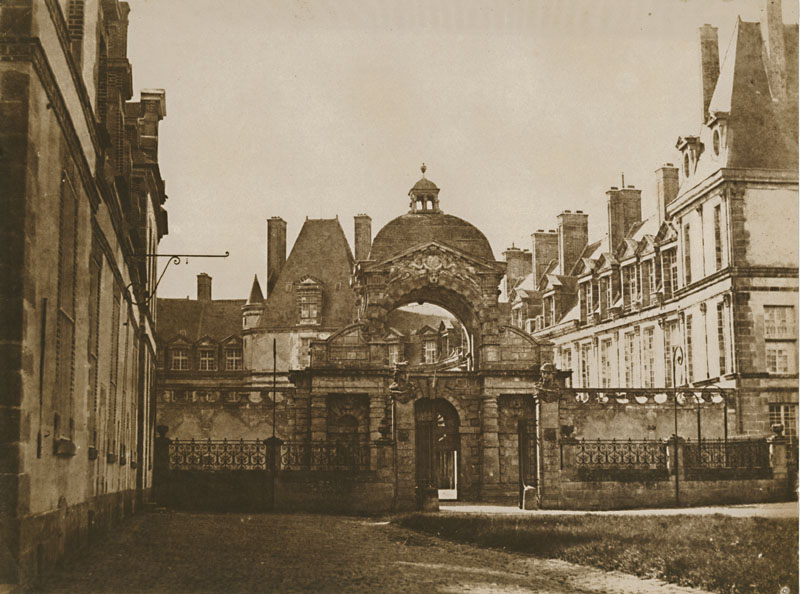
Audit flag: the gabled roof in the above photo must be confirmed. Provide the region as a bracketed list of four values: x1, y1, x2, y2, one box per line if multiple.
[258, 218, 356, 328]
[157, 298, 246, 344]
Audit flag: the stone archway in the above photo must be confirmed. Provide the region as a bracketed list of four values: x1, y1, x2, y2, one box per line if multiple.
[354, 243, 505, 370]
[415, 398, 461, 500]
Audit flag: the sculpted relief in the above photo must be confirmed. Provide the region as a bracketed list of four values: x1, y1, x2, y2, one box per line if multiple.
[387, 245, 480, 290]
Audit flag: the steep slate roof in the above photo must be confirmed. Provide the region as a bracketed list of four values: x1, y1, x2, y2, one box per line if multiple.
[157, 298, 245, 343]
[258, 218, 356, 329]
[700, 19, 798, 177]
[386, 307, 458, 336]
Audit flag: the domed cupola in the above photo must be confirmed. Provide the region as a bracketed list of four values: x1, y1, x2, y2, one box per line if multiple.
[408, 163, 440, 213]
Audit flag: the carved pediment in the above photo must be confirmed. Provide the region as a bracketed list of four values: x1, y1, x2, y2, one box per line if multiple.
[375, 243, 498, 291]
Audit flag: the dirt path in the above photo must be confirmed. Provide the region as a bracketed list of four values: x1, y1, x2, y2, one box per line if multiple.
[35, 511, 709, 593]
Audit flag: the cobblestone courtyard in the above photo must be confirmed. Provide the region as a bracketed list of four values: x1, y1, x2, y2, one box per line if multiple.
[34, 511, 710, 593]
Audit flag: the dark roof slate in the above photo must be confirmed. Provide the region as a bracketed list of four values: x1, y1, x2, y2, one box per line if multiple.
[258, 218, 356, 328]
[157, 298, 245, 344]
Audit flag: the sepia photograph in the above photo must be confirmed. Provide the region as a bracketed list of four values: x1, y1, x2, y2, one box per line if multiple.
[0, 0, 798, 592]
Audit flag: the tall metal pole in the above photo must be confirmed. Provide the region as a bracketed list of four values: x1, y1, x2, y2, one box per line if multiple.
[273, 338, 277, 442]
[672, 346, 684, 507]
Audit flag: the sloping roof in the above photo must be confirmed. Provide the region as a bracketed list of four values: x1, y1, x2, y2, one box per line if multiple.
[157, 298, 245, 344]
[386, 307, 458, 336]
[258, 218, 356, 328]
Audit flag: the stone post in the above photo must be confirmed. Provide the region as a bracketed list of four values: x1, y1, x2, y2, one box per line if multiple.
[767, 432, 788, 487]
[393, 399, 417, 510]
[537, 399, 561, 508]
[310, 393, 327, 442]
[480, 394, 501, 500]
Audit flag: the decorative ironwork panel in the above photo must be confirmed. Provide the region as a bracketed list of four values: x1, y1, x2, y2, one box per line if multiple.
[280, 442, 370, 472]
[683, 438, 770, 470]
[574, 439, 668, 468]
[168, 439, 267, 471]
[571, 439, 669, 482]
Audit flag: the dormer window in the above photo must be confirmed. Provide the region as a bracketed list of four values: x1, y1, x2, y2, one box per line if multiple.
[424, 340, 437, 364]
[225, 347, 243, 370]
[297, 277, 323, 326]
[171, 348, 189, 370]
[199, 349, 216, 371]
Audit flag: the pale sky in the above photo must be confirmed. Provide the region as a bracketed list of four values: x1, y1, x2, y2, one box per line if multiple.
[126, 0, 798, 300]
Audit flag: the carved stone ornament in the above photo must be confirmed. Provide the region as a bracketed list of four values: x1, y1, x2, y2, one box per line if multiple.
[388, 362, 418, 404]
[535, 362, 560, 403]
[388, 245, 479, 290]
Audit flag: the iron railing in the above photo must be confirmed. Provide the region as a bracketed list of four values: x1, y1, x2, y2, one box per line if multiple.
[280, 442, 369, 472]
[168, 439, 267, 471]
[573, 439, 668, 469]
[683, 438, 770, 470]
[167, 439, 370, 472]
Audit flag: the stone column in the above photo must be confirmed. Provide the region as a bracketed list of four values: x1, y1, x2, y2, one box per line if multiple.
[393, 398, 417, 510]
[480, 394, 501, 500]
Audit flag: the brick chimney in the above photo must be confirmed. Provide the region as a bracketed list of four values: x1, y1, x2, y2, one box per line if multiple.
[267, 217, 287, 297]
[760, 0, 788, 102]
[354, 214, 372, 261]
[607, 186, 642, 253]
[531, 230, 558, 287]
[503, 245, 532, 291]
[655, 164, 679, 223]
[557, 210, 589, 276]
[197, 273, 212, 301]
[698, 24, 720, 122]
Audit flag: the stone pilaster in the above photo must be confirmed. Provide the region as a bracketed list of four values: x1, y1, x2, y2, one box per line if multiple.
[480, 394, 501, 499]
[393, 399, 416, 510]
[537, 399, 561, 508]
[310, 393, 327, 442]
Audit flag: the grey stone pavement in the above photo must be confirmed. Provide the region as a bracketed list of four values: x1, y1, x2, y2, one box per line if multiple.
[441, 500, 799, 518]
[34, 510, 715, 594]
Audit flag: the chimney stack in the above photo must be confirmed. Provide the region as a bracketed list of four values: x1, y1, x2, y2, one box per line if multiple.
[531, 230, 558, 287]
[655, 164, 679, 223]
[354, 214, 372, 261]
[503, 245, 532, 291]
[267, 217, 287, 297]
[607, 186, 642, 253]
[557, 210, 589, 276]
[197, 273, 212, 301]
[760, 0, 787, 102]
[698, 24, 720, 122]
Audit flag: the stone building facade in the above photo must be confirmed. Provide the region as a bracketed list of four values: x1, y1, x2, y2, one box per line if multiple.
[0, 0, 168, 587]
[509, 4, 798, 446]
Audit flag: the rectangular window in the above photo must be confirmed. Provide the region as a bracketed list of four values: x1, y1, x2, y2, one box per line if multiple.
[714, 205, 724, 271]
[600, 338, 613, 388]
[171, 348, 189, 371]
[389, 343, 401, 366]
[766, 343, 794, 374]
[623, 332, 635, 387]
[225, 348, 243, 370]
[765, 306, 795, 338]
[662, 249, 677, 299]
[664, 320, 680, 387]
[716, 302, 728, 375]
[199, 349, 216, 371]
[683, 223, 692, 286]
[579, 282, 588, 323]
[622, 266, 631, 312]
[769, 403, 798, 438]
[685, 314, 694, 382]
[580, 343, 591, 387]
[642, 327, 655, 388]
[424, 340, 437, 364]
[561, 346, 572, 372]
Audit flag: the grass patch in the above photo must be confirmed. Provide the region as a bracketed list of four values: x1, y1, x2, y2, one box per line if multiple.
[395, 513, 798, 594]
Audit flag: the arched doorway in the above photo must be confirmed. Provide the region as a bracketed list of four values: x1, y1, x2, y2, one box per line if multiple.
[415, 398, 460, 500]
